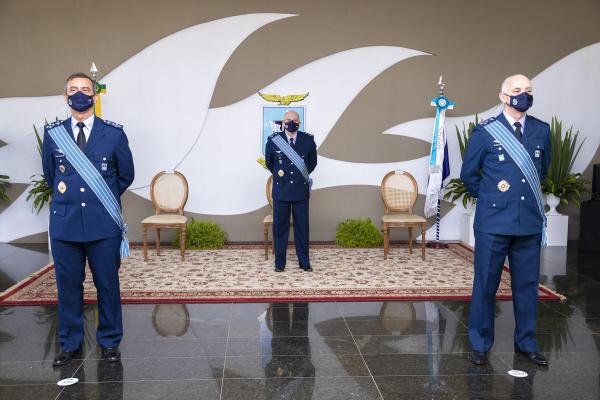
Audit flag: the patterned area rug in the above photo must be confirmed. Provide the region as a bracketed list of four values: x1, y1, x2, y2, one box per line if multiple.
[0, 244, 562, 305]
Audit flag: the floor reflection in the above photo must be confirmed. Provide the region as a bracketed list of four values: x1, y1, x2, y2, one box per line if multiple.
[151, 304, 190, 337]
[263, 303, 315, 398]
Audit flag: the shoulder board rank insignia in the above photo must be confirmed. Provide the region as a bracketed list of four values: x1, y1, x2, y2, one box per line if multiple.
[103, 120, 124, 129]
[528, 115, 550, 126]
[45, 119, 64, 129]
[481, 117, 496, 126]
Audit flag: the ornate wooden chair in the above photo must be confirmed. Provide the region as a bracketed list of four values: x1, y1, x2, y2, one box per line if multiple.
[263, 176, 274, 260]
[381, 170, 426, 260]
[142, 171, 189, 261]
[263, 175, 293, 260]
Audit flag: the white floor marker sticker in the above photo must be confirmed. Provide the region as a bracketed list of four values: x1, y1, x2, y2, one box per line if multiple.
[508, 370, 528, 378]
[57, 377, 79, 386]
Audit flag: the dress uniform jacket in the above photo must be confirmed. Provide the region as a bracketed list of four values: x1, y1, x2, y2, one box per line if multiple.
[265, 131, 317, 201]
[42, 117, 135, 242]
[460, 113, 551, 235]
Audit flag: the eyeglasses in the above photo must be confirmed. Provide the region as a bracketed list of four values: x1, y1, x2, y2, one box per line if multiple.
[66, 86, 94, 95]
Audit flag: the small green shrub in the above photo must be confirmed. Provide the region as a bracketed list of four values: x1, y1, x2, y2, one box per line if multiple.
[335, 218, 383, 248]
[173, 219, 227, 250]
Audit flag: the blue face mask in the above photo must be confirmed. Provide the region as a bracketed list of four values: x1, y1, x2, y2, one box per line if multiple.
[285, 120, 299, 133]
[506, 92, 533, 112]
[67, 91, 94, 112]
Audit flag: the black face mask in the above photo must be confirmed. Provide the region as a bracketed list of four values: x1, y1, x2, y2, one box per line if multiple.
[505, 92, 533, 112]
[67, 91, 94, 112]
[285, 120, 299, 133]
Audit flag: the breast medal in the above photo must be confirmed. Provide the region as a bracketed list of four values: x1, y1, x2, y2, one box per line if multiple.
[497, 180, 510, 192]
[57, 181, 67, 194]
[278, 169, 284, 177]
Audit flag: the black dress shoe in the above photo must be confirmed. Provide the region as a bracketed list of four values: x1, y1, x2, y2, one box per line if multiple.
[275, 267, 285, 272]
[53, 348, 81, 367]
[101, 347, 121, 362]
[470, 350, 488, 365]
[516, 350, 548, 366]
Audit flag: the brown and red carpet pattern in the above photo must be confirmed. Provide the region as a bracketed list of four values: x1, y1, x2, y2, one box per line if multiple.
[0, 244, 562, 305]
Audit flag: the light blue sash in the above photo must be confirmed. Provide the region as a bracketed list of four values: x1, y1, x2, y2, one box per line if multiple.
[48, 124, 130, 258]
[483, 120, 547, 246]
[272, 134, 313, 191]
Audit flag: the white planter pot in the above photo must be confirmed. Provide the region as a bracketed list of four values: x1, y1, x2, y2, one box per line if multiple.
[545, 213, 569, 246]
[545, 193, 562, 215]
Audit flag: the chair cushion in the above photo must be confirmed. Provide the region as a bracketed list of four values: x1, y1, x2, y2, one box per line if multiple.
[142, 214, 187, 224]
[382, 213, 426, 223]
[263, 214, 273, 223]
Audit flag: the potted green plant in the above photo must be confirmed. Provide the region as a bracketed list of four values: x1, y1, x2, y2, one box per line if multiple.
[26, 123, 53, 213]
[0, 174, 10, 204]
[541, 117, 590, 214]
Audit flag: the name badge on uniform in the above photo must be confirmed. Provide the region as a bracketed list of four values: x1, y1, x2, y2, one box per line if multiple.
[498, 154, 505, 162]
[535, 150, 541, 158]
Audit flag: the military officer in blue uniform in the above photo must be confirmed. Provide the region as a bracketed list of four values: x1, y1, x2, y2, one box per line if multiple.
[265, 110, 317, 272]
[460, 74, 551, 366]
[42, 72, 134, 366]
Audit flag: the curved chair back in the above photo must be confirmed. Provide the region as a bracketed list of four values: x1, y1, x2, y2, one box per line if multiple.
[150, 171, 189, 215]
[381, 170, 418, 214]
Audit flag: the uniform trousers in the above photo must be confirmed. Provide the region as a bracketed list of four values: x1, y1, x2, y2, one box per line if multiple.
[468, 231, 541, 352]
[273, 199, 310, 268]
[51, 236, 122, 351]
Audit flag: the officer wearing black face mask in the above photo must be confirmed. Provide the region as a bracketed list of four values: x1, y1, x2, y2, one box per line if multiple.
[42, 72, 134, 367]
[460, 74, 551, 367]
[265, 111, 317, 272]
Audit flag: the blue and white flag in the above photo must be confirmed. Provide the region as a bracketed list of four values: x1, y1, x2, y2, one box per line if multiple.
[424, 94, 453, 218]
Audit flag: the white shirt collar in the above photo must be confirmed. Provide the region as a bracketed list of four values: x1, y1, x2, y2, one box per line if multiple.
[71, 114, 95, 139]
[502, 110, 526, 131]
[285, 131, 297, 143]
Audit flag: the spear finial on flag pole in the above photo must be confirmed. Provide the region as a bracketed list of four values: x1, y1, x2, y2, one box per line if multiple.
[90, 62, 98, 78]
[90, 62, 106, 117]
[425, 75, 454, 248]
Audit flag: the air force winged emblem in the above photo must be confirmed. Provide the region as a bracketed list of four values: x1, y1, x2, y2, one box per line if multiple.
[258, 92, 309, 105]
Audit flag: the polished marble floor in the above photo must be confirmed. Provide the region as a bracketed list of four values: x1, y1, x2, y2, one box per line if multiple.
[1, 242, 599, 399]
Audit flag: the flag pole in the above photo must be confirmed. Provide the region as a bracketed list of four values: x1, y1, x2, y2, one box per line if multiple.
[425, 76, 453, 249]
[90, 62, 106, 118]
